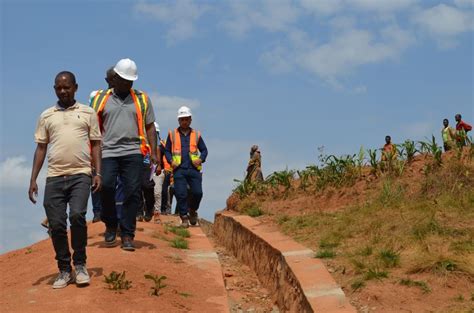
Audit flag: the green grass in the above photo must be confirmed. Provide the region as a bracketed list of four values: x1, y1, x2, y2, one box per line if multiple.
[364, 268, 388, 281]
[399, 278, 431, 293]
[350, 279, 365, 291]
[170, 237, 189, 249]
[178, 292, 192, 298]
[315, 249, 336, 259]
[244, 206, 263, 217]
[379, 249, 400, 268]
[165, 225, 191, 238]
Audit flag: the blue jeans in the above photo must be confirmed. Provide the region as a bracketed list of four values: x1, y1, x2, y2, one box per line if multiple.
[43, 174, 91, 272]
[101, 154, 143, 238]
[173, 168, 203, 216]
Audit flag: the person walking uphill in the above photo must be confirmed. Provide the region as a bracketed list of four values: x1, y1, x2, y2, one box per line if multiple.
[441, 119, 456, 152]
[28, 71, 102, 289]
[91, 58, 160, 251]
[455, 114, 472, 147]
[165, 106, 208, 228]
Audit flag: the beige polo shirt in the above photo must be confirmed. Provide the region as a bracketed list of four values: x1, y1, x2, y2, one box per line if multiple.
[34, 102, 102, 177]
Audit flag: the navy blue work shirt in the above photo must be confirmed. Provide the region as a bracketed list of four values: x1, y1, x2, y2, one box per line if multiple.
[164, 128, 208, 170]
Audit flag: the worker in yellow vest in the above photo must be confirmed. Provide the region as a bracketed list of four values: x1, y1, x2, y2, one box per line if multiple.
[91, 58, 160, 251]
[164, 106, 208, 228]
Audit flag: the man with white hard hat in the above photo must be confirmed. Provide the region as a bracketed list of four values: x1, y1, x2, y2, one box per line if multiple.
[91, 58, 160, 251]
[164, 106, 208, 228]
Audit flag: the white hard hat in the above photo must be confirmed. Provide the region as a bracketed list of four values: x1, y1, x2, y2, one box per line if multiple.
[177, 106, 192, 118]
[154, 122, 160, 132]
[113, 58, 138, 81]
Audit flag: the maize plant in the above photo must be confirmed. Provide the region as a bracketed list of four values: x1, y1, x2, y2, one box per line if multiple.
[367, 149, 378, 175]
[418, 135, 442, 166]
[265, 169, 295, 191]
[297, 165, 318, 191]
[400, 140, 417, 162]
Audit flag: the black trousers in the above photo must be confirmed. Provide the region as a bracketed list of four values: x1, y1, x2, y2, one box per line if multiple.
[43, 174, 91, 272]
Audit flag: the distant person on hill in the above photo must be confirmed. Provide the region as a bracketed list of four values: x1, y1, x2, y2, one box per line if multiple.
[29, 71, 102, 289]
[454, 114, 472, 147]
[381, 135, 397, 172]
[245, 145, 263, 183]
[441, 119, 456, 152]
[165, 106, 208, 228]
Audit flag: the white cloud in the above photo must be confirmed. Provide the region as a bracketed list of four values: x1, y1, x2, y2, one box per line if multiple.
[454, 0, 474, 8]
[414, 4, 474, 47]
[262, 25, 414, 82]
[350, 0, 418, 12]
[223, 0, 300, 37]
[0, 156, 32, 189]
[150, 93, 201, 134]
[300, 0, 343, 16]
[134, 0, 209, 44]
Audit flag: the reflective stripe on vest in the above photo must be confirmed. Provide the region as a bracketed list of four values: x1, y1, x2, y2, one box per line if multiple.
[91, 89, 151, 156]
[160, 139, 172, 172]
[169, 128, 202, 171]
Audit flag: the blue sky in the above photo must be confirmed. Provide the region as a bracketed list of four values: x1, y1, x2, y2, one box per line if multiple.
[0, 0, 473, 253]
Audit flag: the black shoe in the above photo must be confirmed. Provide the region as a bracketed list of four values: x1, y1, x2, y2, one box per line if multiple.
[136, 215, 144, 222]
[144, 213, 153, 222]
[104, 228, 117, 246]
[189, 209, 198, 226]
[121, 236, 135, 251]
[92, 214, 101, 223]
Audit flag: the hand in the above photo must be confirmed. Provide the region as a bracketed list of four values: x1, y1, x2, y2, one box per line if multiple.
[150, 153, 158, 166]
[28, 181, 38, 204]
[172, 161, 179, 169]
[192, 159, 202, 167]
[91, 175, 102, 193]
[155, 164, 162, 176]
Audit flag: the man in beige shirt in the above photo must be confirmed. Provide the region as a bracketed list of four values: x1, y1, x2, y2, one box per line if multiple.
[28, 71, 102, 289]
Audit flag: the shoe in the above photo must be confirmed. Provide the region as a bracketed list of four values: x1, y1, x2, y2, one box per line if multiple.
[104, 228, 117, 246]
[189, 209, 198, 226]
[121, 236, 135, 251]
[136, 215, 144, 222]
[144, 213, 153, 222]
[75, 265, 90, 286]
[179, 215, 189, 228]
[52, 271, 74, 289]
[92, 214, 101, 223]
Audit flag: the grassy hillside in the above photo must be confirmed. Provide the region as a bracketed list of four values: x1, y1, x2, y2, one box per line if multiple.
[228, 142, 474, 313]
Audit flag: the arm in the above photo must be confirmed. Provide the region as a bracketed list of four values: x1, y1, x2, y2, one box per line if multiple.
[164, 134, 173, 165]
[90, 140, 102, 193]
[193, 136, 208, 168]
[28, 143, 47, 203]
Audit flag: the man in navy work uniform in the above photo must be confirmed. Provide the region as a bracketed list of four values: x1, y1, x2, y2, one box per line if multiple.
[165, 106, 208, 228]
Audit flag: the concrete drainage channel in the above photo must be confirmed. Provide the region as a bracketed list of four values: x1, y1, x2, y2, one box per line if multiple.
[213, 210, 356, 313]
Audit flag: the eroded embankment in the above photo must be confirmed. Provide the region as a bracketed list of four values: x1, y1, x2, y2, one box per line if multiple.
[214, 210, 356, 313]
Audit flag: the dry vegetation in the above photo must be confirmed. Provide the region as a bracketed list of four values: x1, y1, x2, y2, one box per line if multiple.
[229, 140, 474, 312]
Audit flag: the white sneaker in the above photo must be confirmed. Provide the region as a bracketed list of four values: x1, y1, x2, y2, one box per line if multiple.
[75, 265, 90, 286]
[52, 271, 74, 289]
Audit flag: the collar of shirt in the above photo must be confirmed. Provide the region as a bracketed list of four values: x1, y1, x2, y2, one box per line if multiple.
[178, 127, 193, 136]
[54, 101, 79, 111]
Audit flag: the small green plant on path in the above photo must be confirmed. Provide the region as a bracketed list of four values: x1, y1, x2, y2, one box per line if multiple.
[178, 292, 192, 298]
[399, 278, 431, 293]
[144, 274, 167, 297]
[170, 237, 189, 249]
[104, 271, 132, 291]
[165, 225, 191, 238]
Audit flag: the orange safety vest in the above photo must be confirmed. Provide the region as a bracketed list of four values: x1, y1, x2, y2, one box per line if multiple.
[160, 139, 172, 172]
[91, 89, 151, 156]
[169, 128, 202, 171]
